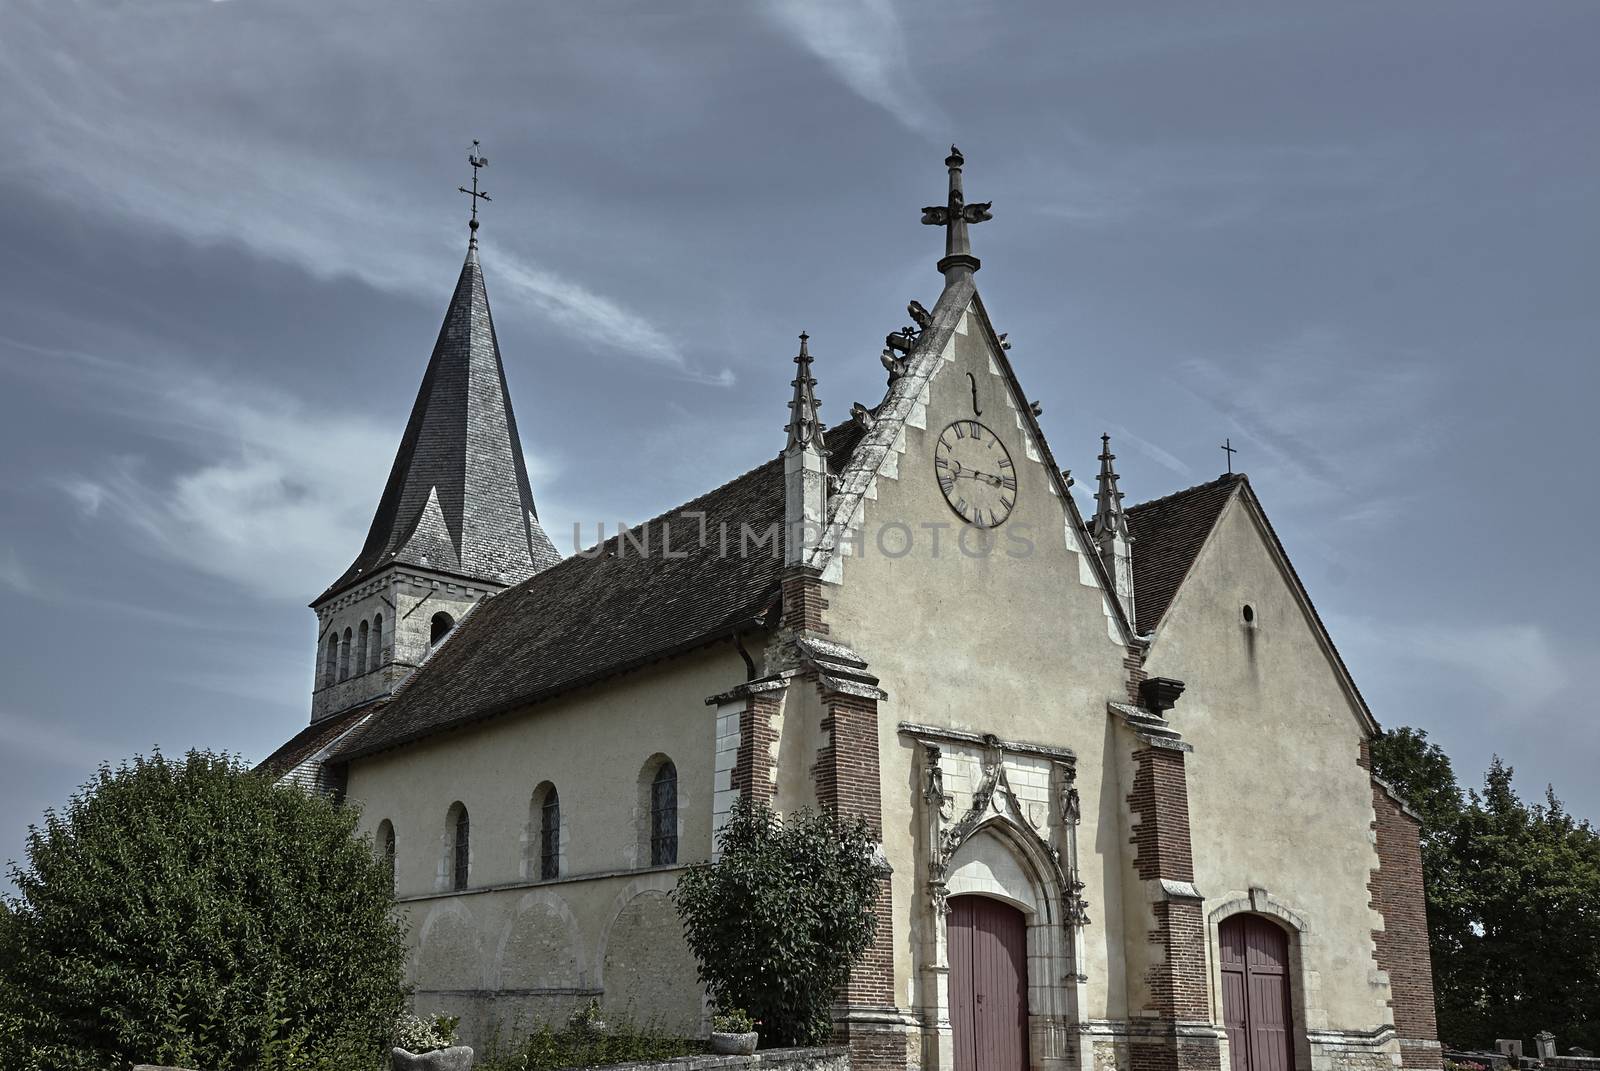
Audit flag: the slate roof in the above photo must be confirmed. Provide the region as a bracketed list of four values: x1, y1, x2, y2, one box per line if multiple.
[336, 420, 867, 761]
[319, 243, 559, 604]
[255, 700, 377, 781]
[1125, 474, 1244, 635]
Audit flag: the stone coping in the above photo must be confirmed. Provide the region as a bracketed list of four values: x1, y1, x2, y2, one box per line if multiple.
[555, 1045, 849, 1070]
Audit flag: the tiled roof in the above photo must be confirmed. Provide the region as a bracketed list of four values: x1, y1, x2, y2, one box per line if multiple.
[319, 244, 559, 604]
[1125, 474, 1244, 635]
[336, 421, 867, 761]
[255, 701, 377, 781]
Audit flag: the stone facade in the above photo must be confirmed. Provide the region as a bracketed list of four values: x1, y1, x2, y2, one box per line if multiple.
[267, 162, 1441, 1069]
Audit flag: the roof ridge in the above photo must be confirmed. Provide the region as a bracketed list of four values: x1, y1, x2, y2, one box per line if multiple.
[1127, 472, 1245, 514]
[547, 415, 865, 568]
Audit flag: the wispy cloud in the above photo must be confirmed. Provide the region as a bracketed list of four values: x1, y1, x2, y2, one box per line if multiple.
[1173, 325, 1440, 524]
[0, 4, 721, 385]
[0, 709, 112, 771]
[1330, 615, 1570, 718]
[763, 0, 946, 137]
[1105, 422, 1193, 480]
[1, 337, 400, 602]
[1031, 141, 1419, 230]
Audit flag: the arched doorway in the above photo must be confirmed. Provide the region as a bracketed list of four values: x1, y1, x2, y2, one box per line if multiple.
[948, 895, 1029, 1071]
[1220, 914, 1292, 1071]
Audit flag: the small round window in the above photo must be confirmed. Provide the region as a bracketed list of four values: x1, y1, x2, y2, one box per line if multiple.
[1242, 604, 1256, 625]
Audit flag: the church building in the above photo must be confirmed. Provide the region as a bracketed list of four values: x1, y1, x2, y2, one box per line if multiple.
[261, 149, 1440, 1071]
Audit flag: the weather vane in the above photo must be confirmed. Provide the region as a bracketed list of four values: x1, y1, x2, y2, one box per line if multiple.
[1221, 437, 1238, 475]
[458, 140, 490, 244]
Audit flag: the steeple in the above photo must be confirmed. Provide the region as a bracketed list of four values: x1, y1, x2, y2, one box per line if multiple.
[784, 332, 829, 567]
[921, 145, 993, 283]
[308, 154, 559, 722]
[1092, 433, 1136, 626]
[321, 239, 560, 600]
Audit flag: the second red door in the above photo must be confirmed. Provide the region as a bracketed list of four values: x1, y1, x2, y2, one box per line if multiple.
[948, 895, 1030, 1071]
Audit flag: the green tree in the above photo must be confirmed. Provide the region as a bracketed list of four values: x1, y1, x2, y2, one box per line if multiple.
[1, 750, 406, 1069]
[672, 800, 883, 1047]
[1373, 732, 1600, 1053]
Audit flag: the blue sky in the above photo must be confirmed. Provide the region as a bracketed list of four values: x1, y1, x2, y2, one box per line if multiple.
[2, 1, 1598, 881]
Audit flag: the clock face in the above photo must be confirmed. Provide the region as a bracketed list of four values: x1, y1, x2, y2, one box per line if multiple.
[934, 420, 1018, 528]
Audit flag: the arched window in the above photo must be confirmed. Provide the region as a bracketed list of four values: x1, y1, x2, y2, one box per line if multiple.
[649, 760, 678, 866]
[376, 819, 396, 890]
[430, 611, 456, 647]
[371, 612, 384, 667]
[446, 802, 470, 891]
[323, 632, 339, 687]
[338, 627, 353, 682]
[538, 785, 561, 880]
[357, 620, 370, 676]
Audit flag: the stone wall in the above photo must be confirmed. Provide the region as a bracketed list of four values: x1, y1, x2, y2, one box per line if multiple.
[585, 1047, 849, 1071]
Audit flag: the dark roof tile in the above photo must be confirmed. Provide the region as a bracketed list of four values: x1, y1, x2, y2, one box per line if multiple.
[336, 420, 866, 760]
[1125, 474, 1243, 635]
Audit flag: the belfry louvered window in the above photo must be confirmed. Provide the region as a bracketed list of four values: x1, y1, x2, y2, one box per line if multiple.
[650, 761, 678, 866]
[539, 788, 560, 880]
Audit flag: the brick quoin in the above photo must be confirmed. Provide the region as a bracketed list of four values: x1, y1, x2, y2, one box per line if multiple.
[1126, 744, 1219, 1071]
[813, 685, 900, 1063]
[781, 566, 830, 635]
[1125, 642, 1150, 705]
[1359, 742, 1443, 1070]
[730, 691, 780, 806]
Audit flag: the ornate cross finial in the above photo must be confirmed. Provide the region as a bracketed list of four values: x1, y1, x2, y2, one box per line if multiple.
[1221, 437, 1238, 475]
[458, 140, 491, 248]
[785, 332, 828, 456]
[921, 145, 993, 280]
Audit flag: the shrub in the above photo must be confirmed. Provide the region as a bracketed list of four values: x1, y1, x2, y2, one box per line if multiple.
[673, 800, 883, 1047]
[711, 1008, 755, 1034]
[395, 1013, 460, 1054]
[478, 1012, 701, 1071]
[0, 750, 407, 1069]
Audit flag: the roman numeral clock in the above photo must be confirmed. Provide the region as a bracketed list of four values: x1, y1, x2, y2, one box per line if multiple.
[934, 420, 1018, 529]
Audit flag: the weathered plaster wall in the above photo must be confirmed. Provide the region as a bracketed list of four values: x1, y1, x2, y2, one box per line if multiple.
[819, 299, 1133, 1024]
[345, 643, 748, 1043]
[1139, 496, 1392, 1035]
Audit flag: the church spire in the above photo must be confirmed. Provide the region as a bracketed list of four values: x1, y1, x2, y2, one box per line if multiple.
[921, 145, 993, 282]
[784, 332, 829, 568]
[308, 159, 561, 722]
[1092, 434, 1136, 626]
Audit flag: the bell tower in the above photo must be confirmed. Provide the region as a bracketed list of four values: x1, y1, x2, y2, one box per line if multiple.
[308, 146, 560, 722]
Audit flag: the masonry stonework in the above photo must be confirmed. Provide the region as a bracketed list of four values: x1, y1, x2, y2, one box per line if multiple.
[1360, 742, 1442, 1070]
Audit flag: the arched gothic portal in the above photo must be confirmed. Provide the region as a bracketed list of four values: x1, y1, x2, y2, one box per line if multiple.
[912, 733, 1090, 1071]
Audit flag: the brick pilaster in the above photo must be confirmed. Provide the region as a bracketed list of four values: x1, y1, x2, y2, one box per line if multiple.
[781, 565, 829, 635]
[1127, 744, 1220, 1071]
[730, 690, 781, 806]
[1124, 642, 1150, 705]
[1359, 742, 1442, 1069]
[814, 685, 899, 1061]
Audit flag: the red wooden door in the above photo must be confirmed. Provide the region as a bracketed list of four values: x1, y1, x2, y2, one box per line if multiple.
[1220, 916, 1292, 1071]
[949, 895, 1030, 1071]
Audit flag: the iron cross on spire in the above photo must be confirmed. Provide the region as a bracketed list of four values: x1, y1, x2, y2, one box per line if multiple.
[1221, 437, 1238, 475]
[921, 145, 993, 280]
[458, 140, 491, 246]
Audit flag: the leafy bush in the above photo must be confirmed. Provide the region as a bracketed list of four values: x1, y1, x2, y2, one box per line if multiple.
[0, 750, 407, 1069]
[673, 800, 884, 1047]
[478, 1013, 701, 1070]
[394, 1013, 460, 1053]
[711, 1008, 755, 1034]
